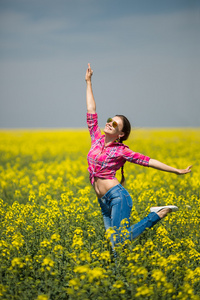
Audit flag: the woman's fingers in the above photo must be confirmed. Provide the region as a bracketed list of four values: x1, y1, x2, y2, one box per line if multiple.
[85, 63, 93, 81]
[178, 166, 192, 175]
[187, 165, 193, 171]
[88, 63, 93, 75]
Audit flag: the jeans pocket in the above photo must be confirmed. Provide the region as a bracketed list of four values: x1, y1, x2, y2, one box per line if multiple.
[111, 196, 121, 206]
[125, 194, 133, 208]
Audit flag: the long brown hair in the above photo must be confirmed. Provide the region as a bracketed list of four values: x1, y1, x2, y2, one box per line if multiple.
[116, 115, 131, 186]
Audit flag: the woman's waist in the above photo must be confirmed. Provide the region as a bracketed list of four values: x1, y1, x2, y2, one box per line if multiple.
[93, 177, 121, 198]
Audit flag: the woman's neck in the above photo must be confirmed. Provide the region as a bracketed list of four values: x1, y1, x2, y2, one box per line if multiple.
[104, 135, 117, 146]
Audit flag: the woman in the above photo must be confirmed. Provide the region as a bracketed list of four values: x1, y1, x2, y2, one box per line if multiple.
[85, 63, 192, 251]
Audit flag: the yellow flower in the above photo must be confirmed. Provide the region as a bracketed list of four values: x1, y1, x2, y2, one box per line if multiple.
[51, 233, 60, 242]
[42, 257, 55, 267]
[152, 270, 166, 282]
[74, 265, 89, 273]
[88, 267, 106, 282]
[106, 227, 116, 239]
[1, 129, 200, 299]
[68, 278, 80, 290]
[113, 280, 124, 289]
[40, 239, 51, 248]
[91, 250, 100, 259]
[135, 286, 153, 297]
[36, 295, 49, 300]
[53, 245, 63, 253]
[99, 251, 111, 261]
[79, 251, 91, 262]
[72, 235, 84, 248]
[11, 232, 24, 250]
[0, 284, 7, 297]
[11, 257, 25, 268]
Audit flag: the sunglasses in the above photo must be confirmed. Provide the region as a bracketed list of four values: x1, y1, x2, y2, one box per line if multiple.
[107, 118, 118, 128]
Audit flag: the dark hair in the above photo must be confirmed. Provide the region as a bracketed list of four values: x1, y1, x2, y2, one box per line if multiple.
[115, 115, 131, 186]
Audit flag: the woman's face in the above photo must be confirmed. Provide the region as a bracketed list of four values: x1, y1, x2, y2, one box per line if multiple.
[103, 116, 124, 138]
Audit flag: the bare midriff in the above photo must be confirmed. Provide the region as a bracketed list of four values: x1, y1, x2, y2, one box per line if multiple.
[93, 177, 120, 198]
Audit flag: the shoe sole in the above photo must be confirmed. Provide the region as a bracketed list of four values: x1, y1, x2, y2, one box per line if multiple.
[150, 205, 178, 213]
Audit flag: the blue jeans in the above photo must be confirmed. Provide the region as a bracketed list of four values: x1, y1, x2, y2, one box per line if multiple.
[98, 184, 161, 250]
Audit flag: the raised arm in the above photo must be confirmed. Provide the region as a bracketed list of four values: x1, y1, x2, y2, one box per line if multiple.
[149, 158, 192, 175]
[85, 63, 96, 114]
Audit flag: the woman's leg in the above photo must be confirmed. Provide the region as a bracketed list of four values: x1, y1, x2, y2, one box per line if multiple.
[110, 186, 161, 245]
[99, 185, 176, 257]
[98, 198, 112, 231]
[110, 186, 132, 245]
[98, 197, 116, 250]
[127, 212, 161, 241]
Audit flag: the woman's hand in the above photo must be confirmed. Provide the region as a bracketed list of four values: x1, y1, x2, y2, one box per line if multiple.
[85, 63, 93, 82]
[175, 165, 192, 175]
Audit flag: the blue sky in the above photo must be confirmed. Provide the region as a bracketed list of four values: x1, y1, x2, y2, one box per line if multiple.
[0, 0, 200, 128]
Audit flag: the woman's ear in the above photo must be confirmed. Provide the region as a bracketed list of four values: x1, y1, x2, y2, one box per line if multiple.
[119, 132, 125, 139]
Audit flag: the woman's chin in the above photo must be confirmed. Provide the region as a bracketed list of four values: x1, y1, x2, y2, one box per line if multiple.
[104, 129, 111, 135]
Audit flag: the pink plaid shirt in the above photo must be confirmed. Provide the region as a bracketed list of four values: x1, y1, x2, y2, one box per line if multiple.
[87, 113, 150, 185]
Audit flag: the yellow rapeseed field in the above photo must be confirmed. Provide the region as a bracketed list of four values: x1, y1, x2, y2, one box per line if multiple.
[0, 128, 199, 300]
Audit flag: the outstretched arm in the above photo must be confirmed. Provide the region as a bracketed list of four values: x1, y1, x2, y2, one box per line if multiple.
[85, 63, 96, 114]
[149, 158, 192, 175]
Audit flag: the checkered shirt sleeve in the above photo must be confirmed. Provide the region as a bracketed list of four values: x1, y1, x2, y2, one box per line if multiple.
[87, 113, 102, 143]
[122, 145, 150, 167]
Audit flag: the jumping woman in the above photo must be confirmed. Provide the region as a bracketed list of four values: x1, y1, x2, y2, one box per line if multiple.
[85, 63, 192, 253]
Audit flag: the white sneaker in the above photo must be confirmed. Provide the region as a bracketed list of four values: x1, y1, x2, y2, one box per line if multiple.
[150, 205, 179, 213]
